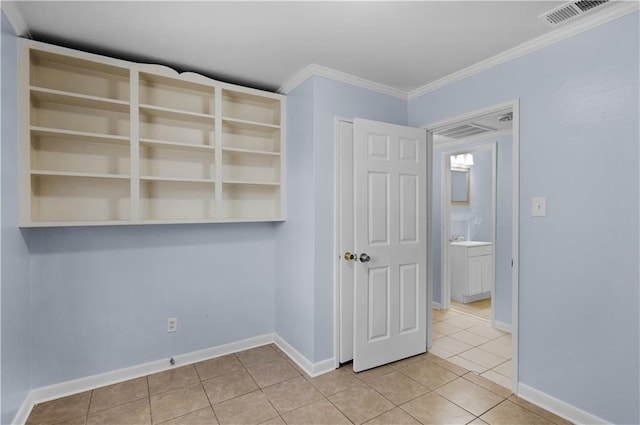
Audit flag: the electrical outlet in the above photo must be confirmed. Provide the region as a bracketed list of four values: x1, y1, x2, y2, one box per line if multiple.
[532, 197, 547, 217]
[167, 317, 177, 333]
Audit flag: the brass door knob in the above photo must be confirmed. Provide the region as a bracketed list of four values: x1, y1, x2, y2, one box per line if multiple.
[344, 251, 356, 261]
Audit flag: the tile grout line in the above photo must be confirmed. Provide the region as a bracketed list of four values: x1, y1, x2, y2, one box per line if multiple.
[84, 389, 93, 425]
[193, 358, 223, 425]
[432, 380, 507, 420]
[145, 376, 151, 425]
[480, 398, 544, 423]
[507, 396, 568, 425]
[460, 373, 513, 399]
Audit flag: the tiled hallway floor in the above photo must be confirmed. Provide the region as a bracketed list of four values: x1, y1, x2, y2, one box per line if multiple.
[26, 344, 571, 425]
[451, 299, 492, 321]
[432, 308, 512, 390]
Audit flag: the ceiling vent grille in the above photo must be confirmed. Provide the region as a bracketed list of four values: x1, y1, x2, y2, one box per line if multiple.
[434, 123, 495, 139]
[539, 0, 610, 26]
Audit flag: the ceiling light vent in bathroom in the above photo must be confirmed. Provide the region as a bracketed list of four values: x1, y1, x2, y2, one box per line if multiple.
[434, 123, 495, 139]
[539, 0, 610, 26]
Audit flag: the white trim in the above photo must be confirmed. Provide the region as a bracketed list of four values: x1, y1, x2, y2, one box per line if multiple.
[27, 334, 274, 404]
[518, 383, 611, 425]
[278, 63, 407, 100]
[1, 1, 30, 37]
[434, 129, 512, 148]
[511, 99, 520, 393]
[493, 320, 513, 333]
[425, 101, 515, 132]
[432, 301, 442, 310]
[333, 117, 343, 368]
[12, 391, 38, 425]
[408, 1, 639, 99]
[426, 130, 434, 350]
[333, 116, 354, 368]
[12, 333, 332, 425]
[274, 334, 335, 378]
[440, 152, 452, 310]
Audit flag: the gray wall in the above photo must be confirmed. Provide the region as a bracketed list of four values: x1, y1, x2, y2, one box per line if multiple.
[410, 12, 639, 424]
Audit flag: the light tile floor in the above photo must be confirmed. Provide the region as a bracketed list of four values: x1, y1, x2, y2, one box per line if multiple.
[451, 299, 492, 321]
[26, 344, 571, 425]
[432, 307, 513, 390]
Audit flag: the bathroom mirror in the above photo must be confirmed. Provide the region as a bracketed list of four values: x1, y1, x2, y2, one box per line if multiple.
[451, 167, 470, 205]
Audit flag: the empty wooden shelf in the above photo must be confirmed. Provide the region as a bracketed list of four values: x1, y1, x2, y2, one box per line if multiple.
[19, 39, 285, 227]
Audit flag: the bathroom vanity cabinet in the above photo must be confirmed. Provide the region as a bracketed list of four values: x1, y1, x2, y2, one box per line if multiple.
[450, 242, 494, 303]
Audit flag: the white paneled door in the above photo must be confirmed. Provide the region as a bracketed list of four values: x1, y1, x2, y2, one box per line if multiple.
[353, 119, 427, 372]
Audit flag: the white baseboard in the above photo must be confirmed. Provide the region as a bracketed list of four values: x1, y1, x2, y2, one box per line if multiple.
[12, 333, 333, 425]
[432, 301, 442, 309]
[274, 334, 335, 377]
[12, 391, 39, 425]
[493, 320, 513, 333]
[517, 383, 611, 425]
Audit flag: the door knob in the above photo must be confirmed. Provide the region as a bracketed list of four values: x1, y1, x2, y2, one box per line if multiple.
[344, 251, 356, 261]
[359, 253, 371, 263]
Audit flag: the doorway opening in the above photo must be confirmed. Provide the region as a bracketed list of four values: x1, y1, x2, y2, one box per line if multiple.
[425, 101, 519, 392]
[445, 144, 497, 324]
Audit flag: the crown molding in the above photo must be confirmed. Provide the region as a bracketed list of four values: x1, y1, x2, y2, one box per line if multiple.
[1, 0, 30, 38]
[408, 1, 640, 100]
[278, 63, 408, 100]
[279, 2, 638, 102]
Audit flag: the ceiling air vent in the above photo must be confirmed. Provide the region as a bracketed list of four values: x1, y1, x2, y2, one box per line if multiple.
[539, 0, 610, 26]
[434, 123, 495, 139]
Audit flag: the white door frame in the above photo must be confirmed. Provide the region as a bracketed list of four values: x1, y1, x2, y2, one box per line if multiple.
[424, 99, 520, 392]
[333, 117, 433, 367]
[438, 141, 497, 323]
[334, 116, 353, 368]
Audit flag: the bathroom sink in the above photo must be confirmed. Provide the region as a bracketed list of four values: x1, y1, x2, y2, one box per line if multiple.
[450, 241, 492, 247]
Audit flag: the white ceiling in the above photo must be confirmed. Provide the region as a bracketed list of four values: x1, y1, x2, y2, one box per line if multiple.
[9, 1, 598, 93]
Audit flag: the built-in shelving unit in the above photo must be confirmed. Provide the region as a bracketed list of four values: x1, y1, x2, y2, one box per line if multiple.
[19, 40, 285, 227]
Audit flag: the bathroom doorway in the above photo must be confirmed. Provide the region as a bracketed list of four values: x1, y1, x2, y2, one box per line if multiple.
[445, 145, 497, 323]
[426, 101, 518, 391]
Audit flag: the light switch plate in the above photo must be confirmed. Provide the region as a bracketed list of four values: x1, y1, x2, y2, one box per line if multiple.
[532, 197, 547, 217]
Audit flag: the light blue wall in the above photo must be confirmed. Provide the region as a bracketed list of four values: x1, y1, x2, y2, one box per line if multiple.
[29, 223, 277, 388]
[277, 76, 407, 362]
[467, 149, 492, 242]
[275, 78, 315, 361]
[1, 12, 32, 424]
[410, 13, 639, 424]
[432, 137, 512, 326]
